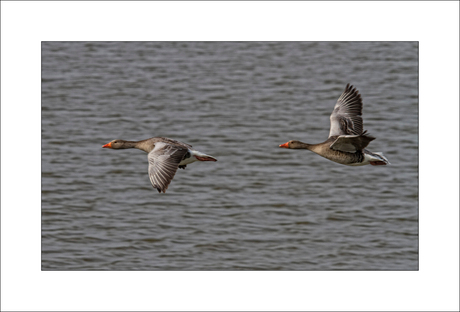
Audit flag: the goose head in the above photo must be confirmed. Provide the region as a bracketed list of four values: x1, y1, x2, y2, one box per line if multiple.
[102, 139, 126, 149]
[279, 140, 300, 149]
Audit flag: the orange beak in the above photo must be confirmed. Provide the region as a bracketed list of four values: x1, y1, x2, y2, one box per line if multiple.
[279, 142, 289, 148]
[102, 142, 112, 148]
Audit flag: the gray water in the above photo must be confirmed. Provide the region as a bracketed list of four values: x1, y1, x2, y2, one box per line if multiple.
[42, 42, 418, 270]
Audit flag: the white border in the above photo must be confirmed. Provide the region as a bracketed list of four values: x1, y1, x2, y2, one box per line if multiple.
[1, 1, 459, 311]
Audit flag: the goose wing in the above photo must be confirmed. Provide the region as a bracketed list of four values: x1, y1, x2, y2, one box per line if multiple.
[147, 142, 189, 193]
[329, 84, 364, 137]
[329, 132, 375, 153]
[154, 137, 193, 149]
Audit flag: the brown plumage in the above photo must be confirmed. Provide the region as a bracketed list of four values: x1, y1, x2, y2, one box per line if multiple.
[279, 84, 389, 166]
[102, 137, 217, 193]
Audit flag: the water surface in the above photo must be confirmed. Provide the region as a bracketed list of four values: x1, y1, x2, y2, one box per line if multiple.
[42, 42, 418, 270]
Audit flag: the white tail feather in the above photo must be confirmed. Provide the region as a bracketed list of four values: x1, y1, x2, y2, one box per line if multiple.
[374, 152, 390, 165]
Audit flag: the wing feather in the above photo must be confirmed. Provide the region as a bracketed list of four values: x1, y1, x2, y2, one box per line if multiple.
[329, 132, 375, 153]
[147, 142, 189, 193]
[329, 84, 364, 137]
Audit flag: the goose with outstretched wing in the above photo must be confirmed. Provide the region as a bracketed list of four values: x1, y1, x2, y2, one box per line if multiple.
[103, 137, 217, 193]
[279, 84, 390, 166]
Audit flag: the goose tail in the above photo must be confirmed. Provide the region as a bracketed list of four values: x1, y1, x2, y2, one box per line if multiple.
[192, 150, 217, 162]
[370, 152, 390, 166]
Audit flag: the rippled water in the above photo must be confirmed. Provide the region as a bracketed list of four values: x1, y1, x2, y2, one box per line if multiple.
[42, 42, 418, 270]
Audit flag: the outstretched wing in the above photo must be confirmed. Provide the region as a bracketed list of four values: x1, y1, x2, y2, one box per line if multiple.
[147, 142, 189, 193]
[329, 84, 364, 137]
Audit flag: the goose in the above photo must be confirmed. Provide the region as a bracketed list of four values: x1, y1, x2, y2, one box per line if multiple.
[102, 137, 217, 193]
[279, 84, 390, 166]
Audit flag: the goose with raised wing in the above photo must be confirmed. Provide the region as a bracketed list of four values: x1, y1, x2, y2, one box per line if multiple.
[102, 137, 217, 193]
[279, 84, 390, 166]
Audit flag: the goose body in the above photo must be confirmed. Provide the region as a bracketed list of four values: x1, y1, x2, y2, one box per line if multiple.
[279, 84, 390, 166]
[102, 137, 217, 193]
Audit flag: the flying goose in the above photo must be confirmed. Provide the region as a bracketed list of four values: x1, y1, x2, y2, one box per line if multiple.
[103, 137, 217, 193]
[279, 84, 390, 166]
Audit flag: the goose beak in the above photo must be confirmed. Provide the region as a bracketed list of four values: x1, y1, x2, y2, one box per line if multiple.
[102, 142, 112, 148]
[279, 142, 289, 148]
